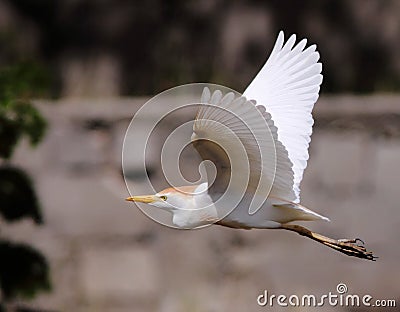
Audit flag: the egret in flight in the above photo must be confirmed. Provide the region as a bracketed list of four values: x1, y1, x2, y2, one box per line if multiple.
[126, 31, 376, 261]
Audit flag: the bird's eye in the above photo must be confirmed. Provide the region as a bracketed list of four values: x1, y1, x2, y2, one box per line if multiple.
[160, 195, 167, 201]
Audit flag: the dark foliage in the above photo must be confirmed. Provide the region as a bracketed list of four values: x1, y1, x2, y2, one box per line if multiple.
[0, 166, 43, 224]
[0, 242, 50, 300]
[0, 63, 47, 159]
[0, 61, 51, 306]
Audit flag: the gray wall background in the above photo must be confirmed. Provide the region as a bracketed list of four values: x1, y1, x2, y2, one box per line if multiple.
[2, 95, 399, 311]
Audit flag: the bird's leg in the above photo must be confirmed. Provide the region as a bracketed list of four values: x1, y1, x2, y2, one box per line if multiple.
[280, 224, 377, 261]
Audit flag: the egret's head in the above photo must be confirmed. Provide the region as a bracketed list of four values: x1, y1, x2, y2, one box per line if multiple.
[126, 191, 174, 210]
[126, 183, 217, 228]
[126, 185, 203, 211]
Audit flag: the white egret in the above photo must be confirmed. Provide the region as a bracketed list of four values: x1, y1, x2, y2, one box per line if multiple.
[127, 31, 376, 261]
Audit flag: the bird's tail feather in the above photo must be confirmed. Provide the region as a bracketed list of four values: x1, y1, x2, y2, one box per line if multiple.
[273, 201, 330, 223]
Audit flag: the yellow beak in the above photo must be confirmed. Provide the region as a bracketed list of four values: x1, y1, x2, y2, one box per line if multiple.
[125, 195, 158, 204]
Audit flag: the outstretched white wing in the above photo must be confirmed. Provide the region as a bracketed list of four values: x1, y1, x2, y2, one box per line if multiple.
[244, 31, 323, 203]
[192, 87, 296, 212]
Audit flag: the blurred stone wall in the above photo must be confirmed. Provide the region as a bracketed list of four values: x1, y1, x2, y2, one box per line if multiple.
[1, 95, 400, 311]
[1, 0, 400, 96]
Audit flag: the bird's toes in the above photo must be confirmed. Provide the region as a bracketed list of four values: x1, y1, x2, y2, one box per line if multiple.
[338, 237, 365, 246]
[336, 239, 377, 261]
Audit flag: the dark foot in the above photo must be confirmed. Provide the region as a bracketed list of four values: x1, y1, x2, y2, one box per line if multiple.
[324, 238, 377, 261]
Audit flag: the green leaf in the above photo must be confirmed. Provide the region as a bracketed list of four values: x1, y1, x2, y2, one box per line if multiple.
[0, 62, 48, 159]
[13, 100, 47, 147]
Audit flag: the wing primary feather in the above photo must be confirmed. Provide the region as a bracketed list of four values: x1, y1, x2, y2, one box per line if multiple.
[243, 31, 323, 203]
